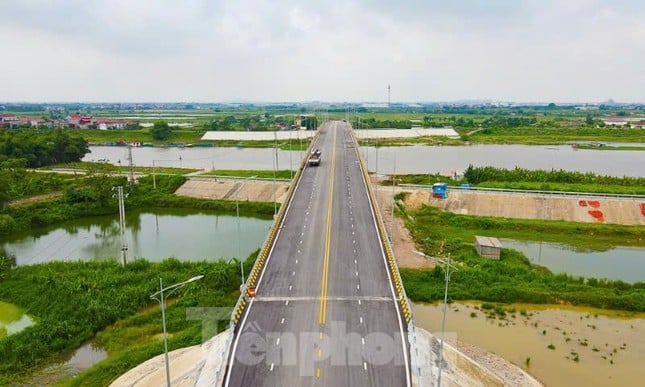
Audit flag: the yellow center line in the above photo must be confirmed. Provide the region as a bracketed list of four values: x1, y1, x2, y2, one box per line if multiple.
[319, 125, 337, 325]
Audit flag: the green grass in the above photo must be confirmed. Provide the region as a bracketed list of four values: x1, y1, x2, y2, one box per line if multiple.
[201, 169, 295, 179]
[43, 162, 199, 175]
[475, 181, 645, 195]
[467, 127, 645, 145]
[0, 256, 253, 386]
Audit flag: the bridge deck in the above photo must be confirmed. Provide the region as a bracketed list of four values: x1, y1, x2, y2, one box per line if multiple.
[225, 121, 410, 386]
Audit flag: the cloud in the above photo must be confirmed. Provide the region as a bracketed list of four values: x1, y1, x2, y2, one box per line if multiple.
[1, 0, 643, 102]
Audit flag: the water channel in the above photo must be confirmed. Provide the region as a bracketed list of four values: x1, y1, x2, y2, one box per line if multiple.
[84, 144, 645, 177]
[1, 209, 273, 265]
[501, 239, 645, 284]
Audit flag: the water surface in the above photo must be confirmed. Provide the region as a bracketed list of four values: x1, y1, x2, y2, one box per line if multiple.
[1, 209, 273, 265]
[501, 239, 645, 283]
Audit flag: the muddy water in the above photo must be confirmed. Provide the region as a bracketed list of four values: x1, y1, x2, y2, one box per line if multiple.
[412, 302, 645, 387]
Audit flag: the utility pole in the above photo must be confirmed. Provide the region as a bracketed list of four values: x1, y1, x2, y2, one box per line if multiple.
[127, 144, 135, 188]
[113, 186, 128, 266]
[273, 131, 277, 216]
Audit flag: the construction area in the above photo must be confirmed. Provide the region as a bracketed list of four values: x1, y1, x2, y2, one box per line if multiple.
[175, 177, 290, 203]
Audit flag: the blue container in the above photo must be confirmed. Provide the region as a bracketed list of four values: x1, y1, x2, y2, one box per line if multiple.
[432, 183, 448, 199]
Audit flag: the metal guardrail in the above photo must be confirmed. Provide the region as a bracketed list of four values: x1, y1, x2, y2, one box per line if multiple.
[398, 183, 645, 200]
[350, 128, 413, 325]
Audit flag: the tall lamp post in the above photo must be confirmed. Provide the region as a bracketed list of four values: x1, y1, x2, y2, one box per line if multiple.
[150, 275, 204, 387]
[414, 249, 458, 387]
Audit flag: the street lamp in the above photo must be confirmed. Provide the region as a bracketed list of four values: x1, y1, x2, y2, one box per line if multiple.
[235, 175, 257, 289]
[150, 275, 204, 387]
[414, 249, 458, 387]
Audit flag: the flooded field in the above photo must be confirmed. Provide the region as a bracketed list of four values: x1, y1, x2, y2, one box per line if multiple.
[413, 302, 645, 387]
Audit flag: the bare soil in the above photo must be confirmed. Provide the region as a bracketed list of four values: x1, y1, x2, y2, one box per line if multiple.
[175, 178, 290, 203]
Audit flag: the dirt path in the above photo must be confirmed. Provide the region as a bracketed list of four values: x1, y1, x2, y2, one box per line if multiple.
[6, 192, 63, 207]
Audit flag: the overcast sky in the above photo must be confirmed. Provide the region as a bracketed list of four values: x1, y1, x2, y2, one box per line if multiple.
[1, 0, 643, 103]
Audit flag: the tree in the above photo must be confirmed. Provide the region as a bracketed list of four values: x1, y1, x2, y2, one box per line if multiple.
[151, 121, 172, 141]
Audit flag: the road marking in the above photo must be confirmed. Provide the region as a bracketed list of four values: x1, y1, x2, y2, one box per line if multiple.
[363, 362, 367, 371]
[355, 271, 358, 276]
[362, 337, 365, 345]
[319, 127, 337, 325]
[276, 338, 280, 345]
[281, 317, 285, 324]
[357, 284, 360, 290]
[292, 271, 296, 276]
[360, 316, 363, 323]
[270, 363, 274, 372]
[295, 259, 298, 264]
[317, 349, 322, 358]
[285, 300, 289, 306]
[358, 299, 362, 305]
[289, 285, 292, 291]
[316, 368, 321, 378]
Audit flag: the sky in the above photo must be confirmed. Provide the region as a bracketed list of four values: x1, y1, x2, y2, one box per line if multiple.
[0, 0, 643, 103]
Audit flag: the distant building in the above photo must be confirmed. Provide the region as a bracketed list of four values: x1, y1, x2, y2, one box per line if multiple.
[66, 114, 93, 128]
[94, 119, 129, 130]
[0, 114, 18, 126]
[475, 236, 502, 260]
[602, 117, 627, 127]
[633, 120, 645, 129]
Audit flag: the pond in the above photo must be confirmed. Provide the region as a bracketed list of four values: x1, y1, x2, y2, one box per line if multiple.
[0, 209, 273, 265]
[501, 239, 645, 284]
[413, 302, 645, 387]
[85, 144, 645, 177]
[0, 300, 34, 338]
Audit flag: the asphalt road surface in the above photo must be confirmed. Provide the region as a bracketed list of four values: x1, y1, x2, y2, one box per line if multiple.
[224, 121, 410, 387]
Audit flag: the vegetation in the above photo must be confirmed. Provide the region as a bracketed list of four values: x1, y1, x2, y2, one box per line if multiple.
[400, 206, 645, 311]
[0, 172, 276, 235]
[0, 129, 89, 168]
[0, 255, 255, 385]
[201, 169, 294, 180]
[463, 165, 645, 187]
[150, 121, 172, 141]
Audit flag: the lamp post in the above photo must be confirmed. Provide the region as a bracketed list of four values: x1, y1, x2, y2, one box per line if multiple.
[150, 275, 204, 387]
[414, 249, 458, 387]
[236, 175, 257, 288]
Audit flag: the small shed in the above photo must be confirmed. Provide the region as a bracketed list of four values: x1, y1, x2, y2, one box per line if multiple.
[475, 236, 502, 260]
[432, 183, 448, 199]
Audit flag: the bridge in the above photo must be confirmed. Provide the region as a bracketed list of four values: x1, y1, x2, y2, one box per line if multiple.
[223, 121, 413, 386]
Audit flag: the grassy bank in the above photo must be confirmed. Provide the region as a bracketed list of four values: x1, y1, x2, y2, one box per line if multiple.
[0, 256, 254, 386]
[387, 167, 645, 195]
[201, 169, 295, 179]
[466, 127, 645, 145]
[1, 174, 277, 235]
[400, 205, 645, 311]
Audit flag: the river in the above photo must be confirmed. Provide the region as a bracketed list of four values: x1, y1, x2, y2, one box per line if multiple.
[84, 144, 645, 177]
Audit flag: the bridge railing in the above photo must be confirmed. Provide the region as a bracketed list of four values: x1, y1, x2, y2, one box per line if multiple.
[349, 126, 412, 325]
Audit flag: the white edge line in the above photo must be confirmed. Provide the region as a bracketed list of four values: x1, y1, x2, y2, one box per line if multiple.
[224, 128, 321, 387]
[351, 124, 412, 387]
